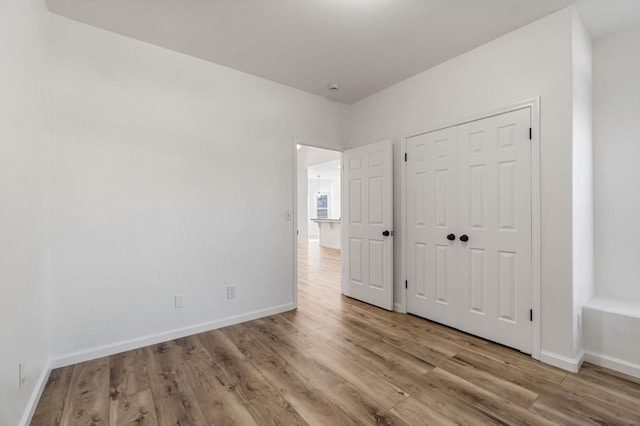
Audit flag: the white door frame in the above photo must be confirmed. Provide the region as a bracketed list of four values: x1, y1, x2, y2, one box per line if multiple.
[292, 141, 345, 310]
[402, 98, 541, 360]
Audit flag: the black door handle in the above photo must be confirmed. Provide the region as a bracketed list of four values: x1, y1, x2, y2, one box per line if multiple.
[460, 234, 469, 242]
[382, 230, 390, 237]
[447, 234, 455, 241]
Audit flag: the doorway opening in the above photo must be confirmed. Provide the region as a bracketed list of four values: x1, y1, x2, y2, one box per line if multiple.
[296, 145, 343, 303]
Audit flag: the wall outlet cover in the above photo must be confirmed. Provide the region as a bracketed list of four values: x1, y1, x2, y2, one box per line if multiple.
[227, 286, 236, 299]
[175, 295, 184, 309]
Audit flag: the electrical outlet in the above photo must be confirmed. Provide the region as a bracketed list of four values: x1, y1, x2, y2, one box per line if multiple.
[227, 286, 236, 300]
[175, 295, 184, 309]
[19, 359, 26, 389]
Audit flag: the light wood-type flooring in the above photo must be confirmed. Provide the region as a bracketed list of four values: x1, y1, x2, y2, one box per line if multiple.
[32, 241, 640, 425]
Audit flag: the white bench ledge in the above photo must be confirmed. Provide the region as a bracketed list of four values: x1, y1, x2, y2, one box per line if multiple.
[584, 296, 640, 319]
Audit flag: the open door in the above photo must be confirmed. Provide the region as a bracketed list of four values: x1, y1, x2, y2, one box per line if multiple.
[342, 140, 394, 310]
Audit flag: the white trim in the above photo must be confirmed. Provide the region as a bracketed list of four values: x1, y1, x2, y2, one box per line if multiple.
[584, 350, 640, 379]
[340, 152, 347, 296]
[292, 138, 299, 310]
[398, 136, 408, 313]
[402, 97, 542, 360]
[50, 303, 295, 369]
[540, 350, 584, 373]
[404, 98, 540, 140]
[19, 361, 51, 426]
[529, 98, 542, 361]
[341, 148, 349, 297]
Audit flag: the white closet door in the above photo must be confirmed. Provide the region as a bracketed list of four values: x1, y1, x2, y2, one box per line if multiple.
[343, 140, 394, 310]
[406, 126, 459, 325]
[457, 108, 532, 353]
[406, 107, 532, 353]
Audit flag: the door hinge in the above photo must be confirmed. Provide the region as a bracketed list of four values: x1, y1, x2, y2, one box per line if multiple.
[530, 309, 533, 322]
[404, 153, 407, 162]
[405, 280, 408, 289]
[529, 128, 532, 140]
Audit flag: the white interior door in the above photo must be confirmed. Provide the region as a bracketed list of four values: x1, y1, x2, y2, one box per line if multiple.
[343, 140, 394, 310]
[406, 126, 459, 324]
[457, 108, 532, 353]
[406, 108, 532, 353]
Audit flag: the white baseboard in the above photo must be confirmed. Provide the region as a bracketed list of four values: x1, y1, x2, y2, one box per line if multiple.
[540, 350, 584, 373]
[584, 350, 640, 379]
[19, 360, 51, 426]
[50, 303, 295, 369]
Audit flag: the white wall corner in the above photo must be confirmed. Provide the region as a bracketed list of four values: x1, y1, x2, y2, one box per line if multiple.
[570, 3, 594, 359]
[540, 350, 585, 373]
[19, 360, 51, 426]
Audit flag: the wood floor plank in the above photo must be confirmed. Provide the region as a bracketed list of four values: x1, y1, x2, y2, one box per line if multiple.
[389, 396, 457, 426]
[59, 358, 110, 425]
[529, 392, 640, 426]
[246, 317, 410, 410]
[405, 374, 508, 425]
[529, 397, 604, 426]
[109, 349, 150, 400]
[221, 324, 357, 425]
[422, 367, 555, 426]
[561, 370, 640, 415]
[197, 329, 308, 426]
[246, 315, 317, 351]
[464, 342, 567, 385]
[143, 342, 208, 426]
[327, 382, 410, 426]
[234, 323, 407, 425]
[313, 321, 434, 374]
[434, 354, 539, 409]
[279, 309, 327, 333]
[310, 325, 434, 393]
[31, 365, 74, 426]
[108, 389, 158, 426]
[574, 362, 640, 399]
[173, 335, 258, 425]
[347, 311, 463, 358]
[455, 348, 640, 425]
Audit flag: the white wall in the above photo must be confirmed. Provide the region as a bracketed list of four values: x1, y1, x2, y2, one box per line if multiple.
[1, 2, 347, 421]
[583, 22, 640, 378]
[348, 8, 579, 362]
[571, 11, 594, 356]
[0, 1, 50, 424]
[43, 10, 347, 362]
[593, 24, 640, 302]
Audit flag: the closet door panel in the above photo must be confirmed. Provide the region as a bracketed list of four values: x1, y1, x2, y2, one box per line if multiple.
[407, 126, 459, 326]
[458, 107, 532, 353]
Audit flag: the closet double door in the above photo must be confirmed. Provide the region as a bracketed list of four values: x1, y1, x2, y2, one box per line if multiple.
[407, 107, 532, 353]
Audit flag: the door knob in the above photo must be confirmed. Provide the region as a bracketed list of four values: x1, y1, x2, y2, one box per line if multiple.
[447, 234, 456, 241]
[382, 230, 390, 237]
[460, 234, 469, 242]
